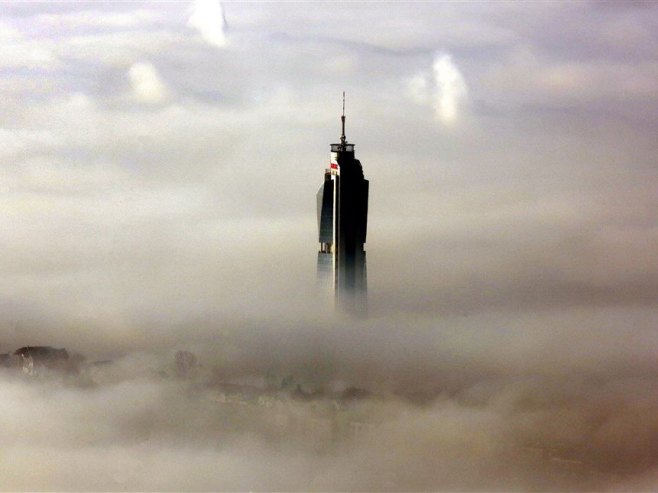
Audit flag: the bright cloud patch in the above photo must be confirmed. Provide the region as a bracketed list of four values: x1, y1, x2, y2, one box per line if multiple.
[407, 53, 468, 125]
[405, 73, 431, 105]
[128, 62, 169, 104]
[188, 0, 227, 48]
[433, 53, 468, 124]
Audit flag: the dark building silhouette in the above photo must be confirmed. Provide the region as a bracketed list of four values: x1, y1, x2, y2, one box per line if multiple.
[13, 346, 71, 373]
[317, 94, 369, 315]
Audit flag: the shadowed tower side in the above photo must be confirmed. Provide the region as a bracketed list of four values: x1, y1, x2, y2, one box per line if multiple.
[317, 93, 369, 316]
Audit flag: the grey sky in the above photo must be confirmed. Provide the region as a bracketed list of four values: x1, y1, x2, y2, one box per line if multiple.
[2, 1, 656, 354]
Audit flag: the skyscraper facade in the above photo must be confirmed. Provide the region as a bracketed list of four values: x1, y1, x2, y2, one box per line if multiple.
[317, 95, 369, 315]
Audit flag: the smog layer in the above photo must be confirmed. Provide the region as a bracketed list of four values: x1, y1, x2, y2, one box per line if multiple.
[3, 319, 658, 491]
[1, 1, 658, 491]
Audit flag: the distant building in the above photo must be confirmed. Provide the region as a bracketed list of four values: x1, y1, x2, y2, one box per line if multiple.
[175, 350, 197, 378]
[13, 346, 70, 374]
[317, 94, 369, 315]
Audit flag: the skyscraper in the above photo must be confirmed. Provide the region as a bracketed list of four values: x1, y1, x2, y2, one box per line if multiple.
[317, 94, 369, 315]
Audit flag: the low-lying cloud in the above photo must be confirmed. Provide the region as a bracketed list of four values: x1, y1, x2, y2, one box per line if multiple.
[2, 318, 658, 491]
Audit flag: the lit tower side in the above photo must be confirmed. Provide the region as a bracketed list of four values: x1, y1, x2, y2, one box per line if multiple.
[317, 93, 369, 315]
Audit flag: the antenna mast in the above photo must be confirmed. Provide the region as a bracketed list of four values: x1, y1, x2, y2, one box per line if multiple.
[340, 91, 346, 146]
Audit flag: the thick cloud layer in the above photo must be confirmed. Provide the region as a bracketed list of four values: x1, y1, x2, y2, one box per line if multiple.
[1, 1, 657, 490]
[3, 322, 658, 491]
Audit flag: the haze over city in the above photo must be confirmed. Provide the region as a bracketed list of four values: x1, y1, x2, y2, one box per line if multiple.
[1, 1, 658, 490]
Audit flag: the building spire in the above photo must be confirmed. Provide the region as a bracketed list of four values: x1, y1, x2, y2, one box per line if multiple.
[340, 91, 346, 146]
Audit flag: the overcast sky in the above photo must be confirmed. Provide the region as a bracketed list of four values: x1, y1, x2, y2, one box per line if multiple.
[1, 1, 657, 355]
